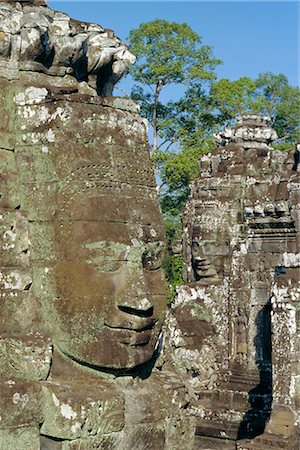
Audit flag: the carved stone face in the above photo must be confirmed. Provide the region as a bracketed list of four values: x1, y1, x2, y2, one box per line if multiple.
[12, 92, 167, 371]
[46, 190, 166, 369]
[191, 239, 218, 280]
[190, 226, 229, 282]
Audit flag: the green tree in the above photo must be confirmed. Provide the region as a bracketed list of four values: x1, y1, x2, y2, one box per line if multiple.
[210, 76, 257, 123]
[157, 73, 299, 209]
[127, 19, 299, 300]
[157, 135, 215, 216]
[127, 19, 221, 155]
[153, 82, 219, 220]
[253, 72, 300, 144]
[209, 73, 300, 144]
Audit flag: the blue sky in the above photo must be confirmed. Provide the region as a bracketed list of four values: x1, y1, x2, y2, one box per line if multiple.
[48, 1, 299, 100]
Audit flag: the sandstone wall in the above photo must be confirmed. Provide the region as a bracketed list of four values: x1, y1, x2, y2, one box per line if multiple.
[0, 1, 194, 449]
[1, 2, 299, 449]
[161, 116, 300, 449]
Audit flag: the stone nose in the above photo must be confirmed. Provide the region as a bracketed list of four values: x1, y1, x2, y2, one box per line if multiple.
[115, 263, 154, 312]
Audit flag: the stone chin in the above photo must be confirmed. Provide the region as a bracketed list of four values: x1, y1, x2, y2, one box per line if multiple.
[54, 325, 162, 371]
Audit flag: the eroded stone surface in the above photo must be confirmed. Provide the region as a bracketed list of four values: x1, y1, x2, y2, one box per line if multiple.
[0, 2, 194, 449]
[0, 0, 135, 95]
[161, 115, 299, 448]
[1, 2, 299, 449]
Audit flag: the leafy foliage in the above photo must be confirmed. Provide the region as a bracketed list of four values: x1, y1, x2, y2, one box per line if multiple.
[162, 217, 184, 303]
[210, 77, 257, 122]
[157, 136, 215, 216]
[210, 73, 300, 142]
[127, 19, 221, 155]
[127, 20, 299, 300]
[163, 252, 184, 304]
[254, 73, 300, 144]
[128, 19, 220, 88]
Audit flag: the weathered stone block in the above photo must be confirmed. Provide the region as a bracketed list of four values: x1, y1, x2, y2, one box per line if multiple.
[0, 210, 29, 266]
[0, 291, 44, 335]
[0, 152, 21, 209]
[0, 336, 52, 380]
[40, 380, 125, 440]
[0, 427, 40, 450]
[179, 116, 300, 446]
[0, 379, 43, 429]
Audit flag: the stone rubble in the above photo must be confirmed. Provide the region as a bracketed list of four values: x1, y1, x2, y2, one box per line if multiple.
[0, 0, 135, 95]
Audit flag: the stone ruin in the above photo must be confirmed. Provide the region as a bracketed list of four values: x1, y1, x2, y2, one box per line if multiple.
[0, 1, 299, 449]
[0, 0, 135, 95]
[0, 1, 192, 449]
[161, 115, 300, 448]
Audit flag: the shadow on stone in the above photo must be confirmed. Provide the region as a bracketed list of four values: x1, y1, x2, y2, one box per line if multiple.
[237, 302, 273, 439]
[40, 435, 63, 450]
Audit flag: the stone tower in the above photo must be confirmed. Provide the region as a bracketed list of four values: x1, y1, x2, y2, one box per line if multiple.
[0, 1, 194, 448]
[163, 115, 300, 449]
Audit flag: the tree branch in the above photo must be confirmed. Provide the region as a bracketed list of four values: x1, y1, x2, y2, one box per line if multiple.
[152, 79, 164, 156]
